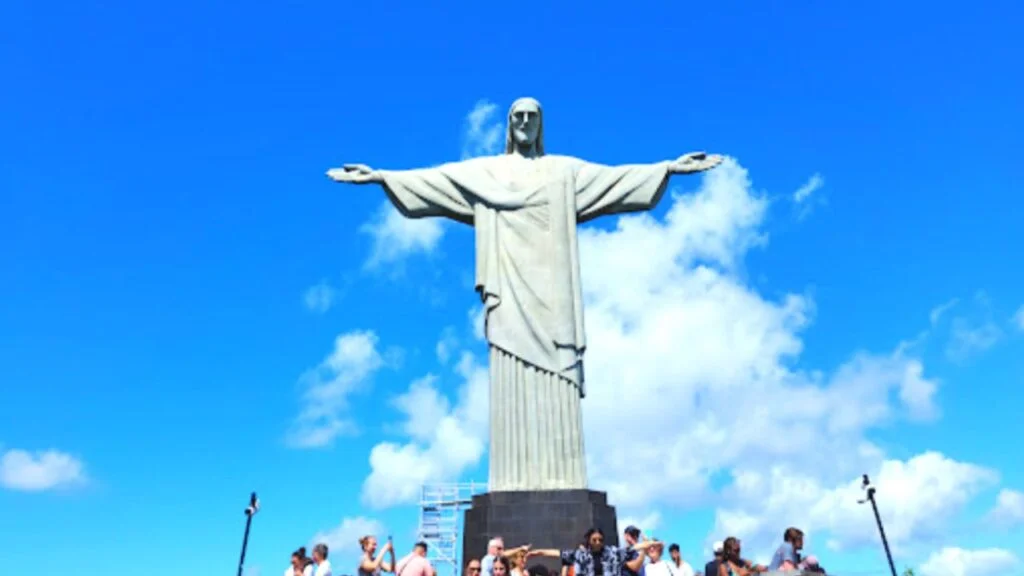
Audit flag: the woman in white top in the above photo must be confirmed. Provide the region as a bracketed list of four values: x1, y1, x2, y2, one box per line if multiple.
[359, 535, 395, 576]
[312, 543, 333, 576]
[286, 547, 314, 576]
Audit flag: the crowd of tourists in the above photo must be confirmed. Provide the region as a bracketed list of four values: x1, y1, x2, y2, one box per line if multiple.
[284, 526, 826, 576]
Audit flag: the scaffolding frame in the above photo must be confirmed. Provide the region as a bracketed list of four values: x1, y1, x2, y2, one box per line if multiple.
[417, 482, 487, 576]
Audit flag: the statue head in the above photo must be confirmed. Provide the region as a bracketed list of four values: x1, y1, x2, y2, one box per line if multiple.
[505, 97, 544, 156]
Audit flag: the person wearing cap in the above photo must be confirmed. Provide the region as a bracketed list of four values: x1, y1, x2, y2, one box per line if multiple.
[703, 541, 723, 576]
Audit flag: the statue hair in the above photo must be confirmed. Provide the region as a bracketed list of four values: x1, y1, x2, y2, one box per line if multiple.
[504, 97, 545, 156]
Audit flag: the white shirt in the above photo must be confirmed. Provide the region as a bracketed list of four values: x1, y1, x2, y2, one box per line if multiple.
[645, 560, 673, 576]
[285, 566, 314, 576]
[649, 560, 696, 576]
[667, 561, 694, 576]
[314, 560, 333, 576]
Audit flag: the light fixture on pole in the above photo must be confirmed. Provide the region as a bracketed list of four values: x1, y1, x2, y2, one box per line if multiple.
[235, 487, 260, 573]
[858, 474, 897, 576]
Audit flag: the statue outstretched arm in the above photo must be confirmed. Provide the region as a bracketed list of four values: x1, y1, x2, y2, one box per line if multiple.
[326, 163, 382, 184]
[325, 161, 475, 225]
[573, 152, 724, 223]
[667, 152, 724, 174]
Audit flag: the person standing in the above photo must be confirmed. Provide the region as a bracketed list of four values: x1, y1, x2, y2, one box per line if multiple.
[360, 535, 395, 576]
[312, 543, 332, 576]
[768, 528, 803, 572]
[666, 544, 694, 576]
[704, 542, 722, 576]
[287, 547, 314, 576]
[397, 542, 435, 576]
[527, 527, 653, 576]
[482, 537, 531, 576]
[638, 542, 674, 576]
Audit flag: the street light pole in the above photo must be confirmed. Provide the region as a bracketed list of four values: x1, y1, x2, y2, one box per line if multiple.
[858, 474, 897, 576]
[236, 491, 260, 573]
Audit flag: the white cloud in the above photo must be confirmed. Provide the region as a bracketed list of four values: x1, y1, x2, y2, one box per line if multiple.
[943, 292, 1003, 362]
[303, 281, 337, 314]
[361, 202, 445, 269]
[920, 547, 1019, 576]
[929, 298, 959, 326]
[0, 448, 86, 491]
[436, 327, 460, 365]
[361, 353, 488, 509]
[574, 161, 938, 509]
[793, 173, 824, 203]
[462, 100, 503, 160]
[311, 516, 385, 556]
[287, 330, 385, 448]
[946, 317, 1001, 362]
[356, 159, 995, 557]
[357, 101, 503, 269]
[619, 511, 662, 535]
[1013, 305, 1024, 331]
[468, 305, 485, 342]
[792, 173, 825, 220]
[712, 451, 997, 555]
[986, 488, 1024, 527]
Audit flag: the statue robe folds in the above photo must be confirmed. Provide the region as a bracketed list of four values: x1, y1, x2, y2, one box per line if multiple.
[379, 154, 671, 491]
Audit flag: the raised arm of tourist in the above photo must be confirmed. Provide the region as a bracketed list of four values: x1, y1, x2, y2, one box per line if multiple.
[636, 540, 660, 551]
[504, 545, 531, 558]
[626, 552, 645, 573]
[526, 549, 576, 566]
[741, 560, 766, 573]
[362, 541, 395, 573]
[526, 549, 561, 558]
[625, 541, 660, 573]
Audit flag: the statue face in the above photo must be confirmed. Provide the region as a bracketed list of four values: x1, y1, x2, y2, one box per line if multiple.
[509, 100, 541, 148]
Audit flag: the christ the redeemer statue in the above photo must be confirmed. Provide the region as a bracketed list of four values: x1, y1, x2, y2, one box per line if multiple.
[327, 97, 723, 492]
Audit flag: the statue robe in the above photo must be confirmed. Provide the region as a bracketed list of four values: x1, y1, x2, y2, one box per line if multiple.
[379, 154, 671, 491]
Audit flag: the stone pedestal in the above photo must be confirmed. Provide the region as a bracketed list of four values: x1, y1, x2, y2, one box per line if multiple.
[463, 490, 620, 572]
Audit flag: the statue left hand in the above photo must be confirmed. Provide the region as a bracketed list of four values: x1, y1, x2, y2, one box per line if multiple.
[669, 152, 724, 174]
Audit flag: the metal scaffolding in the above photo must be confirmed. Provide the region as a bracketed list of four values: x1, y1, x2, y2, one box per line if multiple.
[417, 482, 487, 576]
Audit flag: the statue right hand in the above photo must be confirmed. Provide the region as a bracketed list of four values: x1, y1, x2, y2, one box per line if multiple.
[326, 163, 379, 184]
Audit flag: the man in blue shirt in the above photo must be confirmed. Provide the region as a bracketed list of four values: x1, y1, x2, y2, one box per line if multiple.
[703, 541, 722, 576]
[768, 528, 803, 571]
[622, 526, 643, 576]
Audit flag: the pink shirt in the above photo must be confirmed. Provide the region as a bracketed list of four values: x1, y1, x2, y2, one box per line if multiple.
[396, 554, 434, 576]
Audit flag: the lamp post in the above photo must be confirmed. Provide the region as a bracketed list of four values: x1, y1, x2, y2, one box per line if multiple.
[858, 475, 897, 576]
[235, 491, 260, 573]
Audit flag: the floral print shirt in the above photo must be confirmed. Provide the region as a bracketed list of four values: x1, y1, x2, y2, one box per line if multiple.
[561, 546, 635, 576]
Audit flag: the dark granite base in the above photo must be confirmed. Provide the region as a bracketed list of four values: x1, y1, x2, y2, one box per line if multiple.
[463, 490, 620, 573]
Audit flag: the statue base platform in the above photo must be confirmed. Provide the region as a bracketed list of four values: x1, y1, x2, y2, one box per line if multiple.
[462, 490, 620, 572]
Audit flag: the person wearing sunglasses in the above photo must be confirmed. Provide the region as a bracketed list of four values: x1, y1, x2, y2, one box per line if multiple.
[528, 528, 658, 576]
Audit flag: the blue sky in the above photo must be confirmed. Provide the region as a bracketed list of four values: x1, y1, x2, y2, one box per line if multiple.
[2, 1, 1023, 575]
